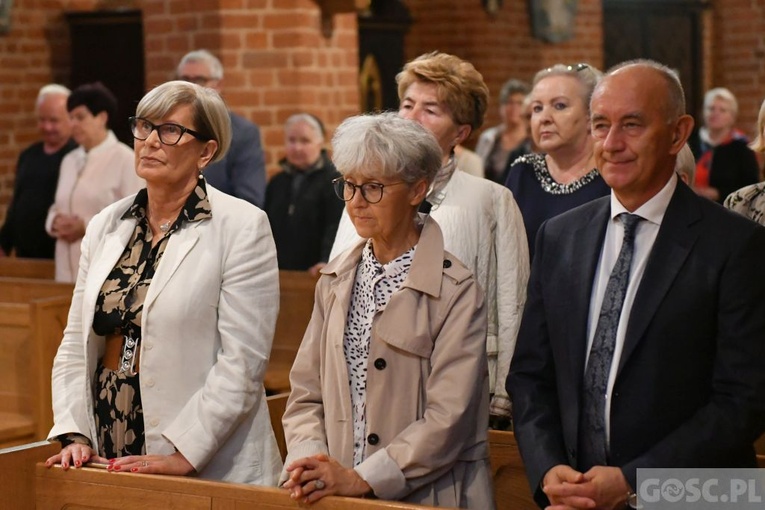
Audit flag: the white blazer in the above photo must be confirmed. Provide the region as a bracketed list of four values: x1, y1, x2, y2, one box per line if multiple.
[49, 184, 283, 485]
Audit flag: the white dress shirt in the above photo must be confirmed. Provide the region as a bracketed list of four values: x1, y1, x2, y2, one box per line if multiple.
[586, 173, 678, 445]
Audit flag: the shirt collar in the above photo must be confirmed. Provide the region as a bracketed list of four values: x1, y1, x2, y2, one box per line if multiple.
[121, 177, 213, 229]
[610, 172, 677, 226]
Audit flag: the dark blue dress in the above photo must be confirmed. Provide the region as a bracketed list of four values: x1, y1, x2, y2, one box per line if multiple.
[505, 153, 610, 260]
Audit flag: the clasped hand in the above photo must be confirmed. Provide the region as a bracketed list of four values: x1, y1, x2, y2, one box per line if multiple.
[46, 443, 195, 476]
[282, 454, 372, 503]
[542, 464, 631, 510]
[51, 214, 85, 243]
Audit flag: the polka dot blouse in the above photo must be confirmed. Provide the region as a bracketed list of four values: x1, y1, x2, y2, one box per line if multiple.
[344, 239, 415, 466]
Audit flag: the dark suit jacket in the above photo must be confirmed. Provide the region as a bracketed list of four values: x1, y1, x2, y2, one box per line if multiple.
[203, 112, 266, 208]
[507, 180, 765, 507]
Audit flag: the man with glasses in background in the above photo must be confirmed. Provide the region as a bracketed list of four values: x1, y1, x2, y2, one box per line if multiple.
[176, 50, 267, 207]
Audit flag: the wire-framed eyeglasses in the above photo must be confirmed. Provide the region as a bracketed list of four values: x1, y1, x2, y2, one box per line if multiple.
[332, 178, 406, 204]
[129, 117, 211, 146]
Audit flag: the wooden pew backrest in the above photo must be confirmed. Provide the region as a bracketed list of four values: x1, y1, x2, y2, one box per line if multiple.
[36, 463, 441, 509]
[266, 270, 318, 394]
[0, 277, 74, 303]
[267, 392, 289, 462]
[488, 430, 537, 510]
[0, 258, 55, 279]
[0, 441, 59, 510]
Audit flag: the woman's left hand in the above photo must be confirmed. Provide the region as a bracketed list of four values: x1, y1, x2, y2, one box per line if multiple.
[283, 454, 372, 503]
[107, 451, 196, 476]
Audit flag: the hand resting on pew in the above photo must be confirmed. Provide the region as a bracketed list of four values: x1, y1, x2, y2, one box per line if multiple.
[282, 453, 371, 503]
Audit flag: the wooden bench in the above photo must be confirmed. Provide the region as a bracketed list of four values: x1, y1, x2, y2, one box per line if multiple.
[0, 258, 55, 279]
[35, 463, 441, 510]
[267, 392, 289, 462]
[488, 430, 537, 510]
[0, 293, 71, 448]
[264, 270, 318, 394]
[0, 276, 73, 302]
[0, 441, 60, 510]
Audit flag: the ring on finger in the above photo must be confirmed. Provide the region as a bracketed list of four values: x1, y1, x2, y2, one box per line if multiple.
[314, 479, 326, 490]
[141, 461, 149, 467]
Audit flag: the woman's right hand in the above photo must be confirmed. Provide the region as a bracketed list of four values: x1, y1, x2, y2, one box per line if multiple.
[45, 443, 109, 470]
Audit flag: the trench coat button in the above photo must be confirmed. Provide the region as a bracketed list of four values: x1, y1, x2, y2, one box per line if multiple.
[373, 358, 386, 370]
[367, 433, 379, 445]
[443, 259, 452, 268]
[149, 418, 159, 427]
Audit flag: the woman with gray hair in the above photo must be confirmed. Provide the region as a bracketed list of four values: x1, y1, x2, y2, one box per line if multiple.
[45, 80, 282, 484]
[690, 87, 759, 203]
[282, 112, 494, 508]
[265, 113, 343, 275]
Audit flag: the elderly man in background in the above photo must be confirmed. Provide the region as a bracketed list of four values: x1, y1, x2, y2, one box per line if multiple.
[176, 49, 267, 208]
[0, 84, 76, 259]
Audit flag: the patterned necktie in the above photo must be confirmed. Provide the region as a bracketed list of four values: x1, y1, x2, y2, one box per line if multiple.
[578, 213, 642, 471]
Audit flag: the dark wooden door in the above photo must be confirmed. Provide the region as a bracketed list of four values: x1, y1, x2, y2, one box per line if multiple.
[65, 10, 145, 146]
[603, 0, 708, 120]
[357, 0, 412, 113]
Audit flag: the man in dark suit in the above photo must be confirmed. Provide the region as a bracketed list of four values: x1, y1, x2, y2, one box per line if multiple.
[507, 60, 765, 510]
[177, 50, 267, 207]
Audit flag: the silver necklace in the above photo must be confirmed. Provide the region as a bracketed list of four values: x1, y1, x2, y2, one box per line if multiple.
[159, 221, 171, 233]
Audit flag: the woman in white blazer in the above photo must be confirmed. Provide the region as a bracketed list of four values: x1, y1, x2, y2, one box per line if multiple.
[45, 82, 143, 282]
[45, 81, 282, 485]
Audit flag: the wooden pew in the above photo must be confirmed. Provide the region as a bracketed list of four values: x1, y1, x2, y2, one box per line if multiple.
[488, 430, 537, 510]
[265, 270, 318, 394]
[36, 463, 440, 510]
[0, 440, 59, 510]
[0, 276, 73, 302]
[0, 294, 71, 447]
[0, 258, 55, 279]
[267, 392, 289, 462]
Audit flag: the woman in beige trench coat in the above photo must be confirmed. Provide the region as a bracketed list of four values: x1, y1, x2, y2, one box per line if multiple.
[281, 112, 495, 509]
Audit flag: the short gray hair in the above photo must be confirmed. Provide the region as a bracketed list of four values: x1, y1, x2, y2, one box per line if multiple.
[136, 80, 232, 163]
[499, 79, 530, 105]
[177, 49, 224, 80]
[532, 63, 602, 113]
[37, 84, 71, 106]
[285, 113, 325, 143]
[606, 59, 686, 120]
[332, 112, 442, 186]
[704, 87, 738, 118]
[674, 143, 696, 186]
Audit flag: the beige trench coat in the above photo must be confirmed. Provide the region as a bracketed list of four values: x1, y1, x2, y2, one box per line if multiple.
[283, 216, 495, 509]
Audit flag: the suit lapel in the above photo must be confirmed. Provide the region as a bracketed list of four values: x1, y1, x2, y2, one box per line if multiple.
[144, 225, 200, 310]
[565, 200, 610, 394]
[617, 184, 701, 374]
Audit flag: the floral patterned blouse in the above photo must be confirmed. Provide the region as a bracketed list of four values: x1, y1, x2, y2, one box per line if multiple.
[724, 182, 765, 226]
[343, 240, 415, 467]
[85, 177, 212, 457]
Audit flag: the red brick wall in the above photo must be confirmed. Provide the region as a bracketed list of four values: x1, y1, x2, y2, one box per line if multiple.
[142, 0, 359, 178]
[709, 0, 765, 139]
[403, 0, 603, 146]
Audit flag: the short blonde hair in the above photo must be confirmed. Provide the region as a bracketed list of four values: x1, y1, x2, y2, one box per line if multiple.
[704, 87, 738, 118]
[396, 52, 489, 131]
[136, 80, 232, 163]
[750, 98, 765, 153]
[532, 63, 603, 113]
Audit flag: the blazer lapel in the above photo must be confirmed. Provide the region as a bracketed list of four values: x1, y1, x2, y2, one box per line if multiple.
[82, 219, 137, 331]
[144, 225, 200, 310]
[617, 184, 701, 373]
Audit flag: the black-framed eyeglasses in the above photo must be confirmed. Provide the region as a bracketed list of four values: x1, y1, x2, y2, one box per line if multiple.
[129, 117, 210, 146]
[332, 178, 406, 204]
